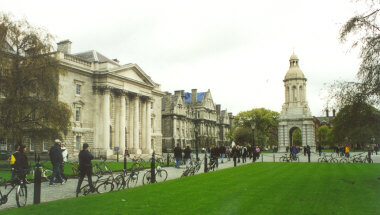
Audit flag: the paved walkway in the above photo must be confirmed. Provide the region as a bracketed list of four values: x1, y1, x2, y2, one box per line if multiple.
[1, 152, 379, 210]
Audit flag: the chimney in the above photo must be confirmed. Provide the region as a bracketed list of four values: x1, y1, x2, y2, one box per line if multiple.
[191, 89, 197, 103]
[216, 104, 221, 115]
[112, 58, 120, 63]
[180, 90, 185, 98]
[333, 109, 336, 117]
[325, 109, 329, 117]
[174, 90, 181, 97]
[57, 40, 72, 54]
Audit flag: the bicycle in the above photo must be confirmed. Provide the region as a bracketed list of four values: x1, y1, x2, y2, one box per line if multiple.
[0, 171, 28, 207]
[207, 157, 218, 171]
[114, 168, 141, 190]
[279, 154, 291, 162]
[142, 166, 168, 185]
[131, 156, 145, 171]
[318, 154, 329, 163]
[76, 173, 114, 197]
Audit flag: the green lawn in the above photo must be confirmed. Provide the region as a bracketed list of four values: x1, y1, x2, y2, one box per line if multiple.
[2, 163, 380, 215]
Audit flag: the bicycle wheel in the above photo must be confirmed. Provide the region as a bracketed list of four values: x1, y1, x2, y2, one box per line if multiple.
[339, 158, 348, 163]
[126, 174, 138, 188]
[96, 181, 114, 194]
[330, 158, 338, 163]
[76, 184, 90, 197]
[114, 175, 125, 190]
[16, 183, 27, 207]
[142, 171, 152, 185]
[156, 169, 168, 182]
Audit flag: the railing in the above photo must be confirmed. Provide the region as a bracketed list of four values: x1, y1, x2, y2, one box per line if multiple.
[64, 54, 91, 67]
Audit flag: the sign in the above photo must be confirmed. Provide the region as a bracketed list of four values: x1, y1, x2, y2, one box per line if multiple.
[114, 146, 119, 151]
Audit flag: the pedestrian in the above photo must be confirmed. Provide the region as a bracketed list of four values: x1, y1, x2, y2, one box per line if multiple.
[61, 143, 68, 181]
[292, 146, 298, 160]
[173, 144, 182, 168]
[375, 145, 378, 155]
[226, 147, 231, 161]
[241, 146, 247, 163]
[183, 145, 191, 169]
[232, 145, 238, 166]
[345, 145, 350, 158]
[286, 146, 289, 153]
[76, 143, 95, 194]
[318, 145, 322, 157]
[49, 139, 64, 186]
[210, 144, 219, 168]
[256, 146, 261, 159]
[304, 146, 307, 156]
[237, 145, 241, 163]
[13, 145, 29, 184]
[220, 145, 226, 164]
[8, 144, 21, 181]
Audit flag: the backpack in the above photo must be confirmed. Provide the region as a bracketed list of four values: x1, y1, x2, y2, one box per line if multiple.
[8, 152, 16, 165]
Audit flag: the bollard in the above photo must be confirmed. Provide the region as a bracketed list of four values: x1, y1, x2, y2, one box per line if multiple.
[151, 152, 156, 183]
[167, 153, 170, 167]
[273, 154, 275, 162]
[33, 155, 42, 204]
[234, 157, 237, 167]
[307, 152, 311, 163]
[204, 153, 208, 173]
[261, 154, 263, 162]
[124, 156, 127, 170]
[117, 151, 119, 162]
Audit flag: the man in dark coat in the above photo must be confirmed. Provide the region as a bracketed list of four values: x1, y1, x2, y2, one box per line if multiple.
[13, 145, 29, 184]
[210, 144, 219, 168]
[183, 145, 192, 169]
[220, 145, 226, 163]
[49, 139, 64, 185]
[173, 144, 182, 168]
[76, 143, 95, 193]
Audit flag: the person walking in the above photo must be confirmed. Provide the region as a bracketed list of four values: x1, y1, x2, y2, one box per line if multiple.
[241, 146, 247, 163]
[220, 145, 226, 164]
[375, 145, 378, 155]
[318, 145, 322, 157]
[76, 143, 95, 194]
[49, 139, 64, 186]
[232, 145, 238, 166]
[256, 146, 261, 160]
[9, 144, 20, 181]
[13, 145, 29, 184]
[173, 144, 182, 168]
[345, 145, 350, 158]
[60, 143, 68, 182]
[210, 144, 219, 168]
[183, 145, 191, 169]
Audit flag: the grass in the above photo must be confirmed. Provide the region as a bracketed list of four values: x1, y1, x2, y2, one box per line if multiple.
[2, 162, 380, 215]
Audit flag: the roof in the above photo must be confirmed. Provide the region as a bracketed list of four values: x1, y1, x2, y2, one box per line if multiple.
[285, 52, 305, 80]
[184, 92, 205, 103]
[73, 50, 119, 66]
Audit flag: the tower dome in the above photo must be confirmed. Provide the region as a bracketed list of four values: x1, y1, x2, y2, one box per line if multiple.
[284, 53, 305, 80]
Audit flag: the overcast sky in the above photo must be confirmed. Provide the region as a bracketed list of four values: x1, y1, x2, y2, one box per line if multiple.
[0, 0, 364, 116]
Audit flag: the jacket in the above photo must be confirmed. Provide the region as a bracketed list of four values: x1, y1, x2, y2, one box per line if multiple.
[174, 147, 182, 158]
[184, 147, 191, 159]
[78, 150, 94, 171]
[49, 144, 63, 164]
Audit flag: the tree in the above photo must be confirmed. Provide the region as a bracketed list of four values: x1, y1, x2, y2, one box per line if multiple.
[331, 101, 380, 147]
[232, 108, 280, 147]
[232, 127, 252, 146]
[330, 1, 380, 109]
[317, 125, 333, 146]
[0, 13, 71, 144]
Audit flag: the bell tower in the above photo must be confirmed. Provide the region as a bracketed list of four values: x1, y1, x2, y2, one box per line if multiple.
[278, 53, 315, 152]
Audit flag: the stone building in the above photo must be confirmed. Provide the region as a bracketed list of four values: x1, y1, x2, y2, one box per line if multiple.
[16, 40, 164, 159]
[278, 53, 315, 152]
[162, 89, 233, 151]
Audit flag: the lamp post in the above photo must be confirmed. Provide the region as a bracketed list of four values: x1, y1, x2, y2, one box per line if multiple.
[195, 126, 199, 161]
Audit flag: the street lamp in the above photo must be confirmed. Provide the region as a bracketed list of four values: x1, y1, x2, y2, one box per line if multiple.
[251, 123, 256, 147]
[195, 126, 199, 161]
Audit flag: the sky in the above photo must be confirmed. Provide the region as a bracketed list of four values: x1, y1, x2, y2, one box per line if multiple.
[0, 0, 365, 116]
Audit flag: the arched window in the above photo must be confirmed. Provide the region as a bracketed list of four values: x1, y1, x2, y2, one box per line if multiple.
[293, 86, 297, 101]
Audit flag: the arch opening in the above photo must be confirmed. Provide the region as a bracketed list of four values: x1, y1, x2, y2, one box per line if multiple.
[289, 127, 302, 147]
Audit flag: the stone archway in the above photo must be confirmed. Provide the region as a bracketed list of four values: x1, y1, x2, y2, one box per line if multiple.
[289, 127, 302, 147]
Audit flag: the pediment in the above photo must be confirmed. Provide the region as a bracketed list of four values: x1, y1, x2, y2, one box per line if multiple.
[109, 64, 155, 87]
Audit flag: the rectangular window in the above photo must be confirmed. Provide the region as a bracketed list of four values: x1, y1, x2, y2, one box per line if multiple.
[43, 140, 49, 152]
[75, 107, 81, 121]
[76, 84, 81, 95]
[76, 136, 81, 150]
[30, 143, 35, 152]
[0, 139, 7, 151]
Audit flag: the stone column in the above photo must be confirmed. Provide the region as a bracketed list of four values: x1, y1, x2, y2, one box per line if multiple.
[127, 95, 133, 152]
[133, 95, 141, 154]
[141, 100, 147, 153]
[114, 94, 120, 152]
[173, 116, 177, 145]
[145, 100, 152, 153]
[102, 88, 111, 156]
[119, 93, 126, 153]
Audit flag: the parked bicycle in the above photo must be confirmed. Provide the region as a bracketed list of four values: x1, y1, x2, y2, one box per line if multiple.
[114, 168, 140, 190]
[142, 166, 168, 185]
[0, 171, 27, 207]
[76, 173, 114, 197]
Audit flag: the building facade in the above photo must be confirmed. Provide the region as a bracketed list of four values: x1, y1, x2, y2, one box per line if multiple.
[278, 53, 316, 152]
[162, 89, 233, 152]
[8, 40, 165, 159]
